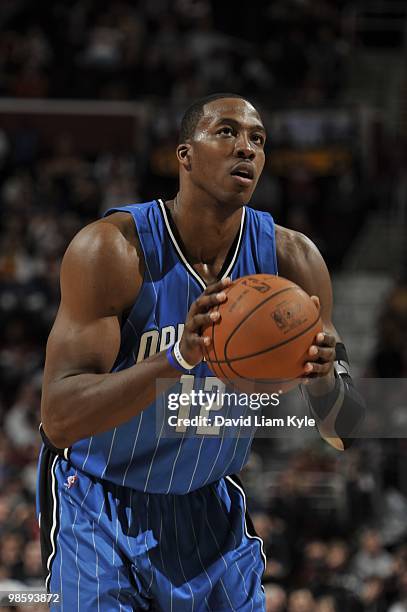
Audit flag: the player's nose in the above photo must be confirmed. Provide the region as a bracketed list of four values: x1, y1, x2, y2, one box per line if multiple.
[235, 134, 255, 160]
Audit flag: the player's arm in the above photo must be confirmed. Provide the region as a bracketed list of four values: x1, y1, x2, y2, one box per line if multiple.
[276, 226, 365, 450]
[276, 226, 338, 382]
[41, 218, 228, 449]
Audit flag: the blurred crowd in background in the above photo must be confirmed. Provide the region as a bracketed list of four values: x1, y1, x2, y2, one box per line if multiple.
[0, 0, 353, 102]
[244, 439, 407, 611]
[0, 0, 407, 611]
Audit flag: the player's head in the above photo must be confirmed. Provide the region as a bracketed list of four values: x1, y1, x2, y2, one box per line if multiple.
[177, 93, 266, 206]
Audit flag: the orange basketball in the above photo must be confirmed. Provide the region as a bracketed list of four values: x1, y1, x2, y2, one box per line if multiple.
[203, 274, 322, 390]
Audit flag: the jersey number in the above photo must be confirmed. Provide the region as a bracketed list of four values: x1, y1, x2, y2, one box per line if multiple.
[175, 375, 226, 435]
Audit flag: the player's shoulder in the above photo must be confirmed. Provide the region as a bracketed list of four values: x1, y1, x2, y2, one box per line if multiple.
[61, 212, 143, 313]
[275, 224, 317, 260]
[65, 212, 141, 266]
[275, 224, 326, 279]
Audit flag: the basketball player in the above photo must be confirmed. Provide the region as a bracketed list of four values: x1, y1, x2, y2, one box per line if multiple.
[37, 94, 363, 611]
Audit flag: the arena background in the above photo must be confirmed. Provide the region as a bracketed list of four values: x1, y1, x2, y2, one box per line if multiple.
[0, 1, 406, 611]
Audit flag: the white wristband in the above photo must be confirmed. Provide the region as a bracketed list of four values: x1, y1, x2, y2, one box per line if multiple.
[173, 340, 197, 371]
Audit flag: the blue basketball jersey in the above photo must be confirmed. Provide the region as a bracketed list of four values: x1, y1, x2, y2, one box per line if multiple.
[68, 199, 278, 494]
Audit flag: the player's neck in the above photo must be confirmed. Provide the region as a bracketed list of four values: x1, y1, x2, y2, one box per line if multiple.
[166, 191, 243, 267]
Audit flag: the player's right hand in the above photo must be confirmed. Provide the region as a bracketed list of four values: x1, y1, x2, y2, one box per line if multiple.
[179, 277, 231, 367]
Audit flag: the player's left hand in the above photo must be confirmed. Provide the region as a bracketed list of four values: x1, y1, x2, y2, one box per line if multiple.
[303, 295, 336, 378]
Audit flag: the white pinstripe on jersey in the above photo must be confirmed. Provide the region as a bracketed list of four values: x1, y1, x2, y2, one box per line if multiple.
[187, 502, 214, 611]
[80, 437, 93, 472]
[145, 494, 155, 595]
[201, 398, 234, 487]
[199, 489, 236, 611]
[100, 430, 117, 480]
[69, 502, 81, 612]
[114, 504, 123, 611]
[122, 413, 144, 487]
[186, 436, 206, 493]
[143, 403, 166, 492]
[91, 521, 100, 612]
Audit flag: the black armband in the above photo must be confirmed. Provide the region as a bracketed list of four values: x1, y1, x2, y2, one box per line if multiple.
[334, 342, 351, 378]
[305, 344, 365, 450]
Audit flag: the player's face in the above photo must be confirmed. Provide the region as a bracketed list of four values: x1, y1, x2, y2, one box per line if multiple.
[187, 98, 266, 206]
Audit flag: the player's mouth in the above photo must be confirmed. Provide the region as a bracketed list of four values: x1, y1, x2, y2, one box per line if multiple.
[230, 162, 255, 186]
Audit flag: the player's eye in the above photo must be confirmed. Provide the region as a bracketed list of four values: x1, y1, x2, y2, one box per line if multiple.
[252, 133, 265, 145]
[218, 126, 234, 136]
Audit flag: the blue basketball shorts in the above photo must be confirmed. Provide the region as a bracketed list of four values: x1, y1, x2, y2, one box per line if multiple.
[37, 446, 266, 611]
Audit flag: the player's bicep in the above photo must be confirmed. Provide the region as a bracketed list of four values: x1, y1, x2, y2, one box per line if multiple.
[44, 306, 121, 383]
[43, 220, 138, 385]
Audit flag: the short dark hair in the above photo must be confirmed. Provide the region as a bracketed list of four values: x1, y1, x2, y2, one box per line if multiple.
[179, 93, 252, 143]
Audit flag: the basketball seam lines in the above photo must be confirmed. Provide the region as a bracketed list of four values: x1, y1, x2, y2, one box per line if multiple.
[210, 284, 296, 377]
[224, 285, 299, 361]
[223, 312, 320, 365]
[207, 282, 318, 383]
[222, 285, 320, 363]
[223, 310, 320, 383]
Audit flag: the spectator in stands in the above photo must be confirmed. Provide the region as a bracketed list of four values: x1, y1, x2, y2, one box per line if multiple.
[298, 540, 329, 595]
[353, 529, 394, 581]
[325, 539, 361, 601]
[359, 576, 388, 612]
[315, 596, 337, 612]
[265, 583, 287, 612]
[4, 380, 41, 450]
[287, 588, 316, 612]
[0, 496, 11, 537]
[0, 533, 24, 582]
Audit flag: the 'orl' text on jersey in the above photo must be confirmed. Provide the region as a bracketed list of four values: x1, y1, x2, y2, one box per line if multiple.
[67, 199, 278, 494]
[136, 325, 184, 363]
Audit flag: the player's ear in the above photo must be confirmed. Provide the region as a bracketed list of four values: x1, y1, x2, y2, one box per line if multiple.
[177, 143, 192, 171]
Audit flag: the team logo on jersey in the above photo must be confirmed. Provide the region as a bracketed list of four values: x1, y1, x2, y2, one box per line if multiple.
[136, 324, 185, 362]
[64, 474, 78, 489]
